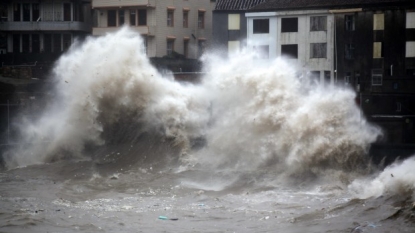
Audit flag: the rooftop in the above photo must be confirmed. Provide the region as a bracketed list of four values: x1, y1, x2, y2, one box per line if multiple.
[250, 0, 413, 11]
[214, 0, 267, 11]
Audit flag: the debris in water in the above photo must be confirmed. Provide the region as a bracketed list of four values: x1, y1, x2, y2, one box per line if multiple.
[158, 216, 168, 220]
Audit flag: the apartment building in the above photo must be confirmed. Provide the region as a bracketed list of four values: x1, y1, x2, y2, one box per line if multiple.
[92, 0, 215, 58]
[0, 0, 92, 65]
[212, 0, 266, 56]
[246, 3, 335, 84]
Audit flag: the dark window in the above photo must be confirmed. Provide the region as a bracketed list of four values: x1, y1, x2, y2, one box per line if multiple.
[406, 69, 415, 76]
[167, 40, 174, 55]
[119, 10, 125, 25]
[23, 3, 30, 21]
[310, 71, 320, 79]
[138, 9, 146, 25]
[345, 72, 351, 85]
[13, 34, 20, 53]
[324, 71, 331, 84]
[32, 3, 40, 21]
[345, 43, 354, 59]
[63, 34, 71, 51]
[310, 43, 327, 58]
[257, 45, 269, 59]
[32, 34, 40, 53]
[345, 15, 355, 31]
[281, 44, 298, 58]
[371, 69, 383, 86]
[13, 3, 21, 21]
[64, 3, 71, 21]
[108, 10, 116, 26]
[130, 10, 136, 26]
[281, 18, 298, 32]
[198, 11, 205, 29]
[53, 34, 61, 53]
[310, 16, 327, 31]
[22, 34, 30, 53]
[184, 40, 189, 58]
[167, 10, 174, 27]
[198, 40, 206, 57]
[183, 11, 188, 28]
[44, 34, 52, 53]
[253, 19, 269, 34]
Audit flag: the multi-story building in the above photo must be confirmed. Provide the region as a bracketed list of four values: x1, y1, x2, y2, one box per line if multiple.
[247, 1, 335, 84]
[92, 0, 215, 59]
[0, 0, 92, 65]
[247, 0, 415, 157]
[212, 0, 266, 56]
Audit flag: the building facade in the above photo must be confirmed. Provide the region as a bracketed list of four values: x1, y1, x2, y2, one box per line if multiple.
[246, 9, 335, 84]
[249, 0, 415, 146]
[212, 0, 265, 56]
[0, 0, 92, 65]
[92, 0, 215, 59]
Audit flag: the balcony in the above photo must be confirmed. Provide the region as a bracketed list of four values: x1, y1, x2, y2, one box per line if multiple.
[92, 0, 154, 8]
[0, 21, 91, 32]
[93, 26, 153, 36]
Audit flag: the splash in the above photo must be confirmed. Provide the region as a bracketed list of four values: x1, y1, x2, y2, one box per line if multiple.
[3, 28, 381, 176]
[349, 156, 415, 199]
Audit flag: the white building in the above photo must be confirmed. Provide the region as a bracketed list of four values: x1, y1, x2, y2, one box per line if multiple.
[92, 0, 215, 59]
[246, 9, 335, 84]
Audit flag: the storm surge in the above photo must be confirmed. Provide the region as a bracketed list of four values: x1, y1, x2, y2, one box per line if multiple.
[3, 28, 382, 180]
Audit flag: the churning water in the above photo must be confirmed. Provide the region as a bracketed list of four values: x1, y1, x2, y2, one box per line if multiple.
[1, 28, 414, 232]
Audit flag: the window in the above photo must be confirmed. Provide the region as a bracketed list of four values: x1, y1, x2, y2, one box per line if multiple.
[167, 40, 174, 56]
[184, 39, 189, 58]
[13, 34, 20, 53]
[198, 11, 205, 29]
[64, 3, 71, 21]
[253, 19, 269, 34]
[371, 69, 383, 86]
[167, 10, 174, 27]
[344, 72, 351, 85]
[345, 43, 355, 59]
[324, 71, 331, 84]
[108, 10, 116, 27]
[310, 43, 327, 58]
[228, 41, 240, 54]
[130, 10, 136, 26]
[256, 45, 269, 59]
[281, 44, 298, 58]
[345, 15, 355, 31]
[53, 34, 61, 53]
[183, 11, 189, 28]
[13, 3, 21, 21]
[281, 18, 298, 32]
[44, 34, 52, 53]
[373, 42, 383, 58]
[198, 40, 206, 57]
[63, 34, 71, 51]
[32, 3, 40, 21]
[119, 10, 125, 25]
[373, 13, 384, 30]
[22, 34, 30, 53]
[406, 41, 415, 57]
[138, 9, 146, 25]
[407, 12, 415, 28]
[310, 16, 327, 31]
[228, 14, 240, 30]
[310, 71, 320, 79]
[22, 3, 30, 21]
[32, 34, 40, 53]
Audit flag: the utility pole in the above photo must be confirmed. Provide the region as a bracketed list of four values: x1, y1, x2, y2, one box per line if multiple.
[7, 99, 9, 144]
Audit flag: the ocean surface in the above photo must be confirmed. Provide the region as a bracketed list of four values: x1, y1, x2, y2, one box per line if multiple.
[1, 28, 414, 232]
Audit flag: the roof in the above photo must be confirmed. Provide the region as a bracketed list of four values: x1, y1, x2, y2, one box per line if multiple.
[214, 0, 267, 11]
[250, 0, 413, 11]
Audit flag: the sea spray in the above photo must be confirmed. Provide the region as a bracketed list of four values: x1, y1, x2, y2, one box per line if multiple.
[2, 28, 381, 177]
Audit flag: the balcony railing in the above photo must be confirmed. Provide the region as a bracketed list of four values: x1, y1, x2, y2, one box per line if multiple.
[0, 21, 91, 32]
[92, 0, 152, 8]
[92, 26, 152, 36]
